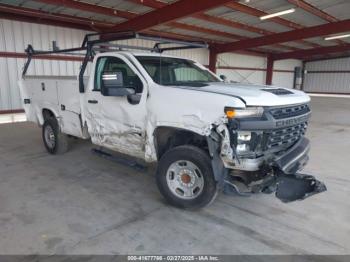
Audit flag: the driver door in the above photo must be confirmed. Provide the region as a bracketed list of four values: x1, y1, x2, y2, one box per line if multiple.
[84, 54, 148, 159]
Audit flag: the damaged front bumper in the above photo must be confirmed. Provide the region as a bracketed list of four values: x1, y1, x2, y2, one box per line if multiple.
[274, 137, 310, 174]
[209, 127, 327, 203]
[273, 137, 326, 202]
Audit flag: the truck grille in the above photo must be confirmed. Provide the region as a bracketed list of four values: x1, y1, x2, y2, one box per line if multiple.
[265, 122, 308, 150]
[270, 104, 310, 119]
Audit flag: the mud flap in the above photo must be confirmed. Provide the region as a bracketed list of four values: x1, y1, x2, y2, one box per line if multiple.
[275, 173, 327, 203]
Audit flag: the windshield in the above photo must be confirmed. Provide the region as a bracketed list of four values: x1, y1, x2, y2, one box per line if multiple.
[136, 56, 220, 86]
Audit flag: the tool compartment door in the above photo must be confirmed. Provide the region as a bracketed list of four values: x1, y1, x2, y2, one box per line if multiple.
[19, 76, 59, 124]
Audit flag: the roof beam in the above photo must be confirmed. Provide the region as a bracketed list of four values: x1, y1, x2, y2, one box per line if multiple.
[128, 0, 252, 33]
[35, 0, 245, 45]
[286, 0, 345, 45]
[286, 0, 337, 22]
[225, 2, 303, 29]
[304, 54, 350, 62]
[128, 0, 299, 51]
[0, 5, 223, 45]
[192, 13, 299, 51]
[213, 19, 350, 54]
[34, 0, 137, 19]
[145, 29, 224, 44]
[128, 0, 271, 34]
[162, 22, 272, 54]
[225, 2, 320, 48]
[127, 0, 297, 54]
[167, 22, 244, 40]
[109, 0, 235, 32]
[127, 0, 165, 9]
[28, 0, 295, 53]
[272, 44, 350, 60]
[194, 13, 271, 35]
[127, 0, 278, 34]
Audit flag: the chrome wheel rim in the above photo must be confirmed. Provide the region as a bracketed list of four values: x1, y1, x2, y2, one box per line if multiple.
[166, 160, 204, 200]
[44, 125, 55, 149]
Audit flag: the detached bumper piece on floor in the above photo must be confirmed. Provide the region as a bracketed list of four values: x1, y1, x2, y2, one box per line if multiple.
[224, 170, 327, 203]
[275, 172, 327, 203]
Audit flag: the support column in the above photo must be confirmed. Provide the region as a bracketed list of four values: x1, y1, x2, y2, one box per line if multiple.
[266, 55, 274, 85]
[301, 61, 306, 90]
[209, 48, 217, 73]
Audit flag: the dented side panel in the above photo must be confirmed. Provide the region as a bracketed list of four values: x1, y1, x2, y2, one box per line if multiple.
[81, 54, 149, 159]
[84, 94, 148, 159]
[79, 53, 246, 162]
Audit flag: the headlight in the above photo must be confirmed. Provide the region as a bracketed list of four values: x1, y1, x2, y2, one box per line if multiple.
[224, 106, 263, 119]
[236, 131, 252, 154]
[237, 132, 251, 141]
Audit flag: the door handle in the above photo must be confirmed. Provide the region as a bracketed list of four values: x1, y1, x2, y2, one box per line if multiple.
[88, 100, 98, 104]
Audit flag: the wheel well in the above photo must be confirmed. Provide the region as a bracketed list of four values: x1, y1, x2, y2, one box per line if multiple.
[42, 109, 55, 121]
[154, 127, 209, 159]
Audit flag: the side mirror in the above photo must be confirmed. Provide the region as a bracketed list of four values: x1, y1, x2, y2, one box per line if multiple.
[101, 71, 135, 97]
[220, 74, 227, 81]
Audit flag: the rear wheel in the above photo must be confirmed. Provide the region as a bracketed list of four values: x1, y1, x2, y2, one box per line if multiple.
[42, 117, 68, 154]
[156, 145, 217, 209]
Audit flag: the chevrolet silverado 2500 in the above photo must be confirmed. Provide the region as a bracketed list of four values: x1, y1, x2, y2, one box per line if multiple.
[19, 32, 326, 208]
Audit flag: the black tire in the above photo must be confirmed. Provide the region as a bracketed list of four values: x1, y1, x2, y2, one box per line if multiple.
[156, 145, 217, 209]
[42, 117, 69, 154]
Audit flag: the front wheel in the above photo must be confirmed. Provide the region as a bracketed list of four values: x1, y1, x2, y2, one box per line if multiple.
[42, 117, 69, 154]
[156, 145, 217, 209]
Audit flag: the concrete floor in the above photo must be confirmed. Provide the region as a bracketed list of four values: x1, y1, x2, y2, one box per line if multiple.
[0, 96, 349, 255]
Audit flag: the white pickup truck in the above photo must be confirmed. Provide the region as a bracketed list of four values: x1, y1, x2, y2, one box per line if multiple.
[19, 32, 326, 208]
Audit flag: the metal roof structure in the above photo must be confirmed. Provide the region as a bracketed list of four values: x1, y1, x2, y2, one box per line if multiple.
[0, 0, 349, 62]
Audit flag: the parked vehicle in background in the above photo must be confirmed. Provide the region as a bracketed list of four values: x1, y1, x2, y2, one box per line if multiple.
[19, 32, 326, 209]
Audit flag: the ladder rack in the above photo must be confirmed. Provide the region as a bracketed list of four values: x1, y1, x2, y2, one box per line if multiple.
[23, 31, 208, 93]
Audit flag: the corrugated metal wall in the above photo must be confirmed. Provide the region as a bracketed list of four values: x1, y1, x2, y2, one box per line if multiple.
[217, 53, 301, 89]
[304, 57, 350, 94]
[217, 53, 266, 84]
[0, 19, 88, 111]
[274, 59, 302, 89]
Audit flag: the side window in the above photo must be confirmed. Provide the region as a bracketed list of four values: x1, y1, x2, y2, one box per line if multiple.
[94, 57, 143, 93]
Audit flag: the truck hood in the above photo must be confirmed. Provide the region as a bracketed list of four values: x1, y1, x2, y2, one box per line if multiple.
[175, 82, 310, 107]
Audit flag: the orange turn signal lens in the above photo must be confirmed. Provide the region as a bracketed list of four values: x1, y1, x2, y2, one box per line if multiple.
[225, 109, 235, 119]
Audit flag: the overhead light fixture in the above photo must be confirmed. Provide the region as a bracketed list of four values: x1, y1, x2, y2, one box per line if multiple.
[260, 8, 295, 20]
[325, 34, 350, 41]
